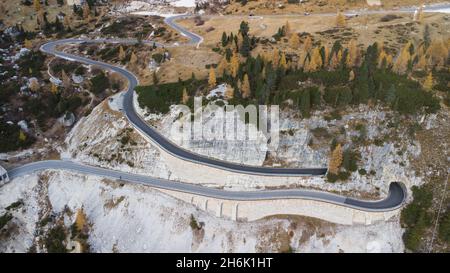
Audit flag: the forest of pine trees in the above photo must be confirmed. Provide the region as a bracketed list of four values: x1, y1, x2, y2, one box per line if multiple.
[137, 21, 446, 119]
[209, 22, 443, 117]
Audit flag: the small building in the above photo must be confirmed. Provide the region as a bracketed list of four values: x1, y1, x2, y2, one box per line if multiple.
[0, 165, 9, 185]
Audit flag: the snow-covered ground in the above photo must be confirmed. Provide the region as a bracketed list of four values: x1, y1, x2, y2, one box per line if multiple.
[0, 174, 40, 252]
[0, 171, 405, 253]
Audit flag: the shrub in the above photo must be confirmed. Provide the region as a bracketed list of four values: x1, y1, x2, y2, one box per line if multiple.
[323, 86, 352, 107]
[17, 51, 46, 77]
[401, 185, 433, 252]
[0, 82, 19, 104]
[439, 210, 450, 244]
[152, 53, 164, 64]
[374, 138, 384, 146]
[337, 171, 351, 181]
[44, 225, 67, 253]
[0, 119, 35, 153]
[311, 127, 330, 138]
[189, 214, 201, 230]
[6, 200, 24, 211]
[326, 172, 338, 183]
[74, 66, 86, 76]
[90, 72, 110, 94]
[136, 78, 206, 114]
[120, 135, 130, 145]
[342, 149, 359, 172]
[0, 213, 13, 230]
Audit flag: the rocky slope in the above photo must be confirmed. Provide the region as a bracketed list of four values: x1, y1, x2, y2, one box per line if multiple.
[0, 171, 404, 253]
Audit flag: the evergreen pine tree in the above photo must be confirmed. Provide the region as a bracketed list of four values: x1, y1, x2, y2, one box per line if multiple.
[221, 32, 228, 47]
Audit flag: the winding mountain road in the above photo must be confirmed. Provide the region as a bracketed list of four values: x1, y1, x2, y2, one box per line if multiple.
[8, 160, 406, 211]
[40, 21, 327, 176]
[6, 6, 434, 211]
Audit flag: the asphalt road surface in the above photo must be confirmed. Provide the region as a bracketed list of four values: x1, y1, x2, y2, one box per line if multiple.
[8, 160, 406, 211]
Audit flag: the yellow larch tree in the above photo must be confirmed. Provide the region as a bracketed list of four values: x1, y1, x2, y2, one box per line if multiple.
[51, 83, 58, 94]
[426, 39, 449, 67]
[303, 36, 312, 53]
[272, 48, 280, 67]
[19, 131, 27, 142]
[279, 52, 287, 69]
[328, 143, 343, 175]
[423, 71, 433, 91]
[33, 0, 41, 12]
[377, 49, 388, 68]
[24, 39, 32, 49]
[208, 67, 216, 87]
[118, 46, 126, 61]
[414, 54, 428, 71]
[289, 33, 300, 49]
[129, 51, 138, 66]
[297, 51, 306, 70]
[225, 85, 234, 99]
[393, 42, 411, 74]
[217, 57, 228, 76]
[385, 53, 393, 67]
[323, 45, 330, 67]
[337, 49, 343, 63]
[241, 74, 251, 99]
[262, 51, 271, 64]
[29, 78, 40, 92]
[75, 208, 87, 232]
[284, 21, 292, 36]
[230, 52, 239, 78]
[346, 39, 358, 67]
[308, 47, 323, 72]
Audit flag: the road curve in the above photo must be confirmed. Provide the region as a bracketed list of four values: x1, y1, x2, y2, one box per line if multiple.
[8, 160, 406, 212]
[40, 17, 327, 176]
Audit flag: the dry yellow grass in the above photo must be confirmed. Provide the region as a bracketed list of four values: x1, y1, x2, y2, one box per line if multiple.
[178, 12, 448, 52]
[148, 46, 222, 84]
[222, 0, 444, 15]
